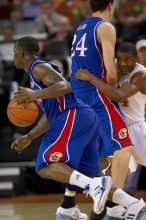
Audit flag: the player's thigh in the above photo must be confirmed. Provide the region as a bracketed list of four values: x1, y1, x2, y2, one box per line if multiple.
[77, 130, 100, 177]
[65, 108, 100, 170]
[35, 109, 77, 171]
[128, 122, 146, 166]
[36, 108, 99, 171]
[94, 102, 131, 158]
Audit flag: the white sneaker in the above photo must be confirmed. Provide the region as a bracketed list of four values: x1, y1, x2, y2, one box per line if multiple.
[84, 176, 112, 214]
[105, 205, 126, 219]
[56, 206, 88, 220]
[125, 199, 146, 220]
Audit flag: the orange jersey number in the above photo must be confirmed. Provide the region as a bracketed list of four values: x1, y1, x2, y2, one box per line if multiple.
[121, 99, 129, 106]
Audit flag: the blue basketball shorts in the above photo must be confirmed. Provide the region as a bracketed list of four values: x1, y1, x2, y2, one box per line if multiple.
[75, 90, 132, 158]
[35, 108, 100, 178]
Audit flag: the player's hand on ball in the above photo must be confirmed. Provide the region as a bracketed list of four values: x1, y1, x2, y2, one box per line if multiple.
[76, 69, 92, 81]
[11, 135, 32, 153]
[14, 87, 36, 104]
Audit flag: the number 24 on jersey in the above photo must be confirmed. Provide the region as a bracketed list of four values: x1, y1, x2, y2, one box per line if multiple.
[71, 33, 88, 57]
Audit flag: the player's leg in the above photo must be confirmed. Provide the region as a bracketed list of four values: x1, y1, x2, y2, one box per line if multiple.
[74, 114, 146, 219]
[77, 130, 108, 219]
[106, 122, 146, 219]
[36, 108, 112, 216]
[129, 122, 146, 167]
[93, 96, 132, 188]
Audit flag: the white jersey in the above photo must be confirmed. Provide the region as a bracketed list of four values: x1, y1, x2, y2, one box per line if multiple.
[119, 63, 146, 126]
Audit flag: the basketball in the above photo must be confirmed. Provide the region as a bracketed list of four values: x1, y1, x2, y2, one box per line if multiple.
[7, 98, 39, 127]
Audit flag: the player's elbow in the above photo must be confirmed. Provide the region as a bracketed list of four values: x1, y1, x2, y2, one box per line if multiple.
[64, 82, 72, 93]
[113, 93, 126, 102]
[107, 78, 118, 88]
[61, 81, 72, 95]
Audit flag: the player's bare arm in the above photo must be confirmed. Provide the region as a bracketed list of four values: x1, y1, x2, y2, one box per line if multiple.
[76, 69, 146, 102]
[11, 114, 50, 153]
[27, 113, 50, 141]
[33, 63, 72, 99]
[14, 63, 72, 103]
[98, 22, 117, 87]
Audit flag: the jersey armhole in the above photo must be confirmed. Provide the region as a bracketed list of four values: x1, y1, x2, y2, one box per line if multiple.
[95, 20, 107, 44]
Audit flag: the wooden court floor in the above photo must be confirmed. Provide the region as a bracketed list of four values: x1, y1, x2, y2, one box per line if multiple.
[0, 202, 92, 220]
[0, 194, 92, 220]
[0, 191, 146, 220]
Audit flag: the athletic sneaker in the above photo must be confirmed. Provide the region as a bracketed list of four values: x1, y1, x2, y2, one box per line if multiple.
[56, 206, 88, 220]
[105, 205, 126, 219]
[84, 176, 112, 214]
[125, 199, 146, 220]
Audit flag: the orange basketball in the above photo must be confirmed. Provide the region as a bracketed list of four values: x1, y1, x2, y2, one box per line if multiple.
[7, 98, 39, 127]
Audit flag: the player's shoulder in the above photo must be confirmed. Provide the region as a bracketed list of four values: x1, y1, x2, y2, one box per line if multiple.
[131, 71, 146, 83]
[33, 62, 52, 72]
[97, 22, 116, 42]
[131, 63, 146, 79]
[98, 21, 115, 32]
[136, 63, 146, 72]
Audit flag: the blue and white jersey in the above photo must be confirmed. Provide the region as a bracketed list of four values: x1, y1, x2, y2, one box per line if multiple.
[70, 18, 132, 154]
[70, 17, 106, 105]
[28, 59, 87, 123]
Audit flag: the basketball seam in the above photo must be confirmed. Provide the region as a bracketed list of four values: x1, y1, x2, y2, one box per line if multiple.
[8, 107, 39, 113]
[9, 108, 37, 122]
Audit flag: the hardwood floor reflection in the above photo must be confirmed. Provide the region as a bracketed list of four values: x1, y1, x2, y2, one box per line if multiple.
[0, 203, 92, 220]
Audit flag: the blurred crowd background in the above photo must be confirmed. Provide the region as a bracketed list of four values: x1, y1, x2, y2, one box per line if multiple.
[0, 0, 146, 197]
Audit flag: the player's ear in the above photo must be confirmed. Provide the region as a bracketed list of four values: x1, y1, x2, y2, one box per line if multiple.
[20, 48, 24, 57]
[107, 3, 113, 12]
[136, 55, 139, 62]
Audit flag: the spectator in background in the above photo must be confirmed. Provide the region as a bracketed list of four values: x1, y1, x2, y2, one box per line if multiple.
[41, 16, 73, 81]
[10, 7, 24, 22]
[0, 23, 17, 133]
[77, 0, 91, 20]
[115, 0, 146, 43]
[48, 16, 73, 51]
[136, 39, 146, 68]
[1, 24, 15, 43]
[22, 0, 41, 20]
[55, 0, 91, 29]
[0, 0, 11, 19]
[0, 59, 11, 134]
[35, 0, 62, 34]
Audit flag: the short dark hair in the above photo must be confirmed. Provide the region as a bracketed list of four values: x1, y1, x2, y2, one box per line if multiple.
[117, 42, 137, 57]
[16, 36, 40, 56]
[89, 0, 114, 12]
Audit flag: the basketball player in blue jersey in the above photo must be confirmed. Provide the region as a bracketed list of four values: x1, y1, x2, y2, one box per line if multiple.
[10, 37, 146, 220]
[71, 0, 132, 178]
[65, 0, 139, 219]
[11, 36, 113, 218]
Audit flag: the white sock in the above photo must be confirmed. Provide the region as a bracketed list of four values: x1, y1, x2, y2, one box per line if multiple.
[65, 188, 76, 197]
[69, 170, 92, 189]
[112, 188, 139, 208]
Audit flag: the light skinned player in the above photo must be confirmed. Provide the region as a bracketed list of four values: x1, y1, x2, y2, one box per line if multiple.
[76, 42, 146, 219]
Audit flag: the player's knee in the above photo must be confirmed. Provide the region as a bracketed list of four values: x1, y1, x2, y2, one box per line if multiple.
[113, 149, 123, 158]
[36, 169, 48, 179]
[36, 163, 59, 179]
[114, 148, 131, 160]
[36, 166, 53, 179]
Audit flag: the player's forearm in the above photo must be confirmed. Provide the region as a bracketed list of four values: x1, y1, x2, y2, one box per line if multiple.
[34, 81, 72, 99]
[27, 114, 50, 141]
[106, 64, 118, 88]
[88, 74, 124, 102]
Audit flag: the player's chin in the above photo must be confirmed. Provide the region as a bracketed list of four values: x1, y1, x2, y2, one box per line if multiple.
[14, 60, 20, 69]
[120, 69, 129, 75]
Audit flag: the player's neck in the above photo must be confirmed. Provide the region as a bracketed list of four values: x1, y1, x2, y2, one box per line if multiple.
[92, 11, 111, 22]
[23, 56, 39, 72]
